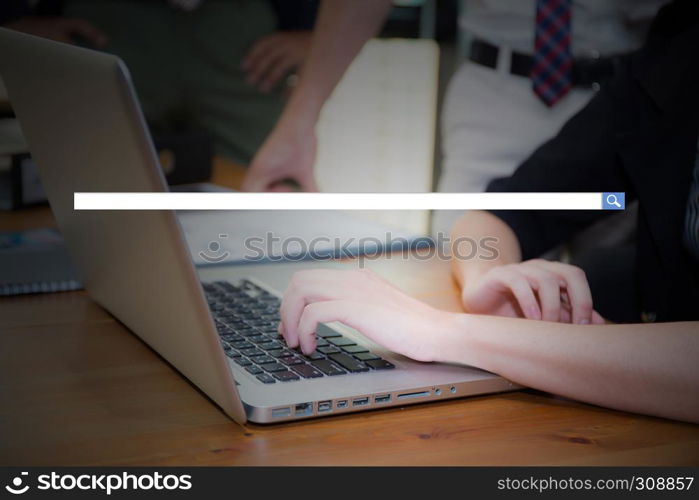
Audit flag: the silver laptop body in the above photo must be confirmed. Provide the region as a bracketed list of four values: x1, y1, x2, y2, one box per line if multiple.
[0, 28, 516, 424]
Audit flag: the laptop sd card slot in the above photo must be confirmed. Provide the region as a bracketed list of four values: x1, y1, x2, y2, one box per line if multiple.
[397, 391, 430, 400]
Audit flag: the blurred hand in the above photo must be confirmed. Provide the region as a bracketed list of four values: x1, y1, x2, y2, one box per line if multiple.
[5, 17, 108, 47]
[278, 269, 450, 361]
[242, 121, 318, 192]
[242, 31, 312, 94]
[461, 259, 605, 324]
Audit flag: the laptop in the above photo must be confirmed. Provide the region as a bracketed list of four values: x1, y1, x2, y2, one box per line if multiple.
[0, 28, 516, 424]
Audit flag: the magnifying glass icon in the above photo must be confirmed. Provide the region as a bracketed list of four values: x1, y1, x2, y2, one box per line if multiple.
[606, 194, 622, 208]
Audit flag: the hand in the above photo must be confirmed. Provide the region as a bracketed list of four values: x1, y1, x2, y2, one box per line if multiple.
[5, 17, 108, 47]
[461, 259, 605, 324]
[241, 121, 318, 192]
[242, 31, 312, 94]
[278, 269, 451, 361]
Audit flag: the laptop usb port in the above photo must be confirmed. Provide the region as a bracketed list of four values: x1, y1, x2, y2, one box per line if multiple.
[318, 401, 332, 413]
[295, 402, 313, 417]
[374, 394, 391, 404]
[336, 400, 348, 409]
[352, 397, 369, 407]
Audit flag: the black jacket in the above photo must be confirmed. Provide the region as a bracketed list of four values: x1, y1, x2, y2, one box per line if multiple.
[488, 0, 699, 323]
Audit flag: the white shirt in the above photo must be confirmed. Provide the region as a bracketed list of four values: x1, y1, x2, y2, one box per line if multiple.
[460, 0, 670, 57]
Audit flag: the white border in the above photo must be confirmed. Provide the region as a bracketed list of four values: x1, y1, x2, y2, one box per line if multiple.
[74, 192, 608, 211]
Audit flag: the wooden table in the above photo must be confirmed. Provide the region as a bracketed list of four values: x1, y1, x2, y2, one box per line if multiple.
[1, 160, 698, 466]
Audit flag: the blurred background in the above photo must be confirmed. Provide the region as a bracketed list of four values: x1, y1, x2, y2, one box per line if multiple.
[1, 0, 462, 234]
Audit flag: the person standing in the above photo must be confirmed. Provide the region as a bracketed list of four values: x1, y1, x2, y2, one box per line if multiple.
[434, 0, 667, 234]
[2, 0, 319, 165]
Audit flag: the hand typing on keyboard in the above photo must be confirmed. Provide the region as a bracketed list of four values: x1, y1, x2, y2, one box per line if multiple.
[204, 278, 396, 385]
[279, 269, 454, 362]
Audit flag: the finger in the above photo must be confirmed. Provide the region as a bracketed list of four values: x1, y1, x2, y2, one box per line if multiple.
[258, 57, 298, 93]
[296, 167, 319, 192]
[559, 291, 573, 323]
[529, 260, 594, 325]
[559, 306, 572, 324]
[242, 166, 285, 192]
[65, 18, 108, 47]
[279, 289, 305, 349]
[245, 45, 288, 86]
[240, 169, 268, 192]
[490, 267, 541, 320]
[560, 288, 573, 323]
[242, 34, 282, 70]
[592, 310, 606, 324]
[297, 301, 355, 355]
[279, 270, 341, 347]
[533, 278, 563, 323]
[277, 321, 287, 341]
[297, 299, 417, 358]
[268, 182, 295, 192]
[245, 171, 315, 193]
[519, 266, 563, 322]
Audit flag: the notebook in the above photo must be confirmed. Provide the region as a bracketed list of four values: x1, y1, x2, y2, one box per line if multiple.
[0, 228, 82, 296]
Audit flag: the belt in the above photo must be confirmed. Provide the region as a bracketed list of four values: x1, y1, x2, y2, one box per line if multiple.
[468, 38, 621, 90]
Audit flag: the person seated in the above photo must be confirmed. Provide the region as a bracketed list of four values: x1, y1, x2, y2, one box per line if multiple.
[1, 0, 318, 165]
[275, 0, 699, 424]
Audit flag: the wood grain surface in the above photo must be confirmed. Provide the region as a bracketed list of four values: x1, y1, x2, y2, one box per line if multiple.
[1, 159, 698, 466]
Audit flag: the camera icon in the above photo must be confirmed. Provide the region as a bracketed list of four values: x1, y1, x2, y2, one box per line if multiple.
[5, 472, 29, 495]
[198, 234, 231, 263]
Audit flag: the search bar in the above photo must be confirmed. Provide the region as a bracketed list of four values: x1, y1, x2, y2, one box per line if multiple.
[73, 192, 626, 211]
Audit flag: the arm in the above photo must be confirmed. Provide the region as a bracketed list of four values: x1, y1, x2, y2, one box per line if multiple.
[447, 53, 643, 324]
[278, 269, 699, 423]
[444, 314, 699, 424]
[242, 0, 393, 191]
[451, 211, 604, 324]
[450, 210, 522, 290]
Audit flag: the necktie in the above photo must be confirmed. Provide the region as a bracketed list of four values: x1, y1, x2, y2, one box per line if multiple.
[531, 0, 573, 107]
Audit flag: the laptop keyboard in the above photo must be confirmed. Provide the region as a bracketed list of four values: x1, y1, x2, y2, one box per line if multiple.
[203, 280, 395, 384]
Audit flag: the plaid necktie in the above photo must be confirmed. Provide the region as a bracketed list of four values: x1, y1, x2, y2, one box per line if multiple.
[531, 0, 573, 107]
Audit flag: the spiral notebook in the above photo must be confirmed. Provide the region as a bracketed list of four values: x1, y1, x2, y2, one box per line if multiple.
[0, 228, 82, 296]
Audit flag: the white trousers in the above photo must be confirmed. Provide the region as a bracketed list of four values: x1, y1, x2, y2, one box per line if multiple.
[433, 61, 594, 236]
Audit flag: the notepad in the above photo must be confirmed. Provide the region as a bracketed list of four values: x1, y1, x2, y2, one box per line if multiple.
[0, 228, 82, 296]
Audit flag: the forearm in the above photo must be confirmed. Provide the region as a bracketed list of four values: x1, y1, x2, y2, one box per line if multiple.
[450, 211, 522, 288]
[435, 314, 699, 423]
[281, 0, 392, 128]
